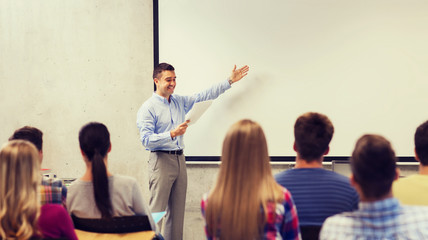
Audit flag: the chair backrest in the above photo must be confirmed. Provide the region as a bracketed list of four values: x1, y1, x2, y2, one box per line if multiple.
[71, 215, 152, 233]
[300, 225, 321, 240]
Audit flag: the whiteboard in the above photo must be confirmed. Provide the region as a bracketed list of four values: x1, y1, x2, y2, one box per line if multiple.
[158, 0, 428, 157]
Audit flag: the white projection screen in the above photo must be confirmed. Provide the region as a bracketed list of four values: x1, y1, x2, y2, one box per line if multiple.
[158, 0, 428, 158]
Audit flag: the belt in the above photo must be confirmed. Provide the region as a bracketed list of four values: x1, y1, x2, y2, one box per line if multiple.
[152, 150, 183, 155]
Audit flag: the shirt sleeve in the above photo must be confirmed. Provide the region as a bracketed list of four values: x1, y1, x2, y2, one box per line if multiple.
[201, 194, 213, 240]
[132, 179, 157, 232]
[137, 103, 173, 149]
[181, 80, 231, 113]
[281, 189, 301, 240]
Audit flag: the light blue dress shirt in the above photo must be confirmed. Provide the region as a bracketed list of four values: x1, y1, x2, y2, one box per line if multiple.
[136, 80, 231, 151]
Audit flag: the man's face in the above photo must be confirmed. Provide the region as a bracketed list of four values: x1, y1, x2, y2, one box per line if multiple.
[155, 70, 176, 99]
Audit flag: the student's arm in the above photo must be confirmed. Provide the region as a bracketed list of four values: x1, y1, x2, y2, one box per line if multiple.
[281, 190, 301, 240]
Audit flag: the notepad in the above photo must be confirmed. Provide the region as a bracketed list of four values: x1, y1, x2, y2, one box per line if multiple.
[185, 100, 213, 126]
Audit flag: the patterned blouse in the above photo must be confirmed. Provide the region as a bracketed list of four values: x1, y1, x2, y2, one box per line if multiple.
[201, 188, 301, 240]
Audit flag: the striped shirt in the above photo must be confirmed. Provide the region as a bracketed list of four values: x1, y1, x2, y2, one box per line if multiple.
[320, 198, 428, 239]
[275, 168, 359, 226]
[201, 188, 301, 240]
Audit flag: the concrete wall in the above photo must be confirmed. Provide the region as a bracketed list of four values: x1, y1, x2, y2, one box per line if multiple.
[0, 0, 153, 198]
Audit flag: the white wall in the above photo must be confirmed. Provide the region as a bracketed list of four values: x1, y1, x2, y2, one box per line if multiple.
[0, 0, 153, 197]
[159, 0, 428, 157]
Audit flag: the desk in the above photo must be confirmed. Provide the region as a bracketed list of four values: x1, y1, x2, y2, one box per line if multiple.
[75, 229, 155, 240]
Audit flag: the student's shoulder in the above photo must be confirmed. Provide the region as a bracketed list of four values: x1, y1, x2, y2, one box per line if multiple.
[275, 168, 299, 179]
[40, 203, 68, 217]
[111, 174, 139, 187]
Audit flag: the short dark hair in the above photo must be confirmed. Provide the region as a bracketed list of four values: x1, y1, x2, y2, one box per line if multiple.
[294, 112, 334, 161]
[351, 134, 397, 199]
[415, 120, 428, 166]
[9, 126, 43, 151]
[153, 62, 175, 79]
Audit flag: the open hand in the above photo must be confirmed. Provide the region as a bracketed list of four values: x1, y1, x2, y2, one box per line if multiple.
[229, 65, 250, 84]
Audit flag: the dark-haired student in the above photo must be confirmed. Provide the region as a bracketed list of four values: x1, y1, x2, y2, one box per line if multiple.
[320, 134, 428, 239]
[9, 126, 67, 206]
[393, 120, 428, 205]
[275, 112, 358, 228]
[136, 62, 249, 240]
[66, 122, 156, 231]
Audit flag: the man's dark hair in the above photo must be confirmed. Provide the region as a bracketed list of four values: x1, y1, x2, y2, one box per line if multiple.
[415, 120, 428, 166]
[9, 126, 43, 151]
[153, 62, 175, 79]
[351, 134, 397, 199]
[294, 112, 334, 162]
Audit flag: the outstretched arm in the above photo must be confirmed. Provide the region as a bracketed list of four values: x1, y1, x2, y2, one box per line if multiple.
[229, 65, 250, 84]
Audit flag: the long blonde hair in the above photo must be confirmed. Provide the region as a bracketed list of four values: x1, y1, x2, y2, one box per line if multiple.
[205, 119, 284, 239]
[0, 140, 41, 240]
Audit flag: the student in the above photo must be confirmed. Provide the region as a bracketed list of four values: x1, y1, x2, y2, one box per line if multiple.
[66, 122, 156, 231]
[9, 126, 67, 206]
[0, 140, 77, 240]
[275, 112, 358, 228]
[201, 119, 300, 240]
[136, 62, 249, 240]
[320, 134, 428, 239]
[393, 120, 428, 205]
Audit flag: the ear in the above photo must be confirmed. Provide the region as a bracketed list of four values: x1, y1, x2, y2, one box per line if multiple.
[394, 168, 400, 180]
[108, 143, 112, 153]
[39, 150, 43, 164]
[80, 149, 87, 158]
[350, 174, 357, 188]
[324, 146, 330, 156]
[414, 148, 420, 162]
[349, 174, 364, 199]
[154, 78, 160, 86]
[293, 142, 297, 152]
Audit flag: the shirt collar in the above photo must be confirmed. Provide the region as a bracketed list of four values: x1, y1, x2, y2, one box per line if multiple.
[358, 197, 400, 212]
[152, 92, 175, 104]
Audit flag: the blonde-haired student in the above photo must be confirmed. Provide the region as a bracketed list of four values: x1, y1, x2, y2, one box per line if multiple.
[0, 140, 77, 240]
[201, 119, 300, 240]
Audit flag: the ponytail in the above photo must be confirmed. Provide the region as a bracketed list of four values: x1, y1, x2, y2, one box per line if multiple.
[91, 151, 112, 218]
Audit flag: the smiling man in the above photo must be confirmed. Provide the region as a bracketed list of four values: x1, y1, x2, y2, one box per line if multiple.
[136, 62, 249, 240]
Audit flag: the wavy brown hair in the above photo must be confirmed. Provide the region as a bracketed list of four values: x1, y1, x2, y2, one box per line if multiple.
[205, 119, 284, 239]
[0, 140, 40, 240]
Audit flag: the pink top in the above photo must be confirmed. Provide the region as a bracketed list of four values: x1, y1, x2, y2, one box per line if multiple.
[38, 204, 78, 240]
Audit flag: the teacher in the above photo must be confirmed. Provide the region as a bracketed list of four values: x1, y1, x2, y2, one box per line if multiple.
[136, 62, 249, 240]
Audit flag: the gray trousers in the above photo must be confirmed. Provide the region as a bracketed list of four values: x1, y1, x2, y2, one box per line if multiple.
[148, 152, 187, 240]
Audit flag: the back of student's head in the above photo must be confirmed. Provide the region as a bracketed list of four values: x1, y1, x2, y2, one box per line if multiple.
[79, 122, 112, 218]
[207, 119, 283, 239]
[415, 120, 428, 166]
[294, 112, 334, 161]
[351, 134, 397, 199]
[0, 140, 40, 240]
[221, 119, 271, 178]
[9, 126, 43, 152]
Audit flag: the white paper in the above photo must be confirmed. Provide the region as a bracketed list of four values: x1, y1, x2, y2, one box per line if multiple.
[185, 100, 213, 126]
